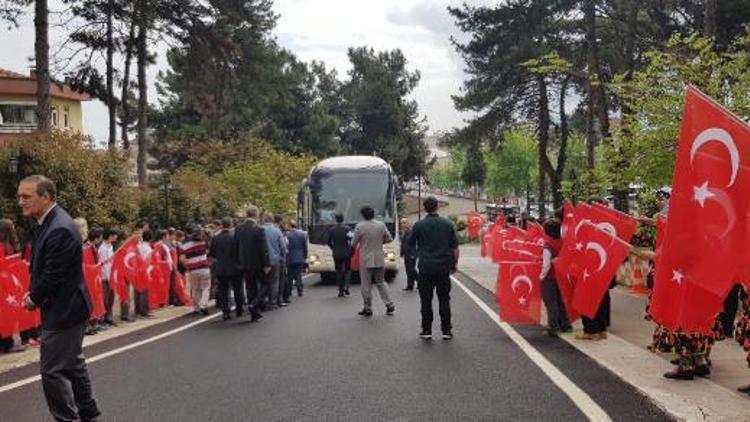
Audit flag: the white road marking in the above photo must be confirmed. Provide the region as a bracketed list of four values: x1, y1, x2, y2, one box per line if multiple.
[451, 276, 612, 422]
[0, 313, 220, 394]
[0, 274, 320, 394]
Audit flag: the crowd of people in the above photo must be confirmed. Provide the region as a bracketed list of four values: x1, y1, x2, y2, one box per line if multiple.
[481, 187, 750, 394]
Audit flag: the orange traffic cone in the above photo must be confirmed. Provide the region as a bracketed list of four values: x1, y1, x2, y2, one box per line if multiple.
[629, 257, 650, 295]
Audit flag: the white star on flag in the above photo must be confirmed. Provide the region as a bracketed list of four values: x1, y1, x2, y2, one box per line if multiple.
[672, 269, 684, 285]
[575, 243, 584, 251]
[582, 269, 590, 281]
[693, 181, 715, 207]
[518, 297, 527, 305]
[5, 294, 17, 305]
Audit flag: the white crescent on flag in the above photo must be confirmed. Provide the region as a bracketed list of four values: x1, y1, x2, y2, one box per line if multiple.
[585, 242, 607, 272]
[690, 127, 739, 187]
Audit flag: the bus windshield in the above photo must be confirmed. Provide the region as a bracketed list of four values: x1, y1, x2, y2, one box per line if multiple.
[310, 171, 393, 224]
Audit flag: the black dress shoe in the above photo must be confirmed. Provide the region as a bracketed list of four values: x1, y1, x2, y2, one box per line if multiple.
[344, 290, 350, 296]
[737, 384, 750, 394]
[694, 365, 711, 378]
[402, 288, 413, 291]
[358, 309, 373, 317]
[386, 304, 395, 315]
[222, 314, 231, 321]
[338, 292, 345, 297]
[664, 368, 694, 380]
[250, 312, 263, 322]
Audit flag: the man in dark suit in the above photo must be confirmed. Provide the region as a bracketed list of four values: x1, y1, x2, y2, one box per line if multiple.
[327, 214, 352, 297]
[18, 175, 101, 421]
[285, 221, 308, 299]
[208, 217, 244, 321]
[235, 206, 271, 321]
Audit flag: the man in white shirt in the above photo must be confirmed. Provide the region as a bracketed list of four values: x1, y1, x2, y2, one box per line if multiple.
[97, 230, 118, 326]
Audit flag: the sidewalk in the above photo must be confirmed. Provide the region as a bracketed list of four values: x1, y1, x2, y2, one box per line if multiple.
[0, 304, 198, 375]
[459, 244, 750, 421]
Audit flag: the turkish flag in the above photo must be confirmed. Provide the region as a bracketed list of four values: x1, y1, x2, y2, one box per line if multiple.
[83, 264, 105, 319]
[651, 86, 750, 332]
[480, 224, 493, 258]
[173, 271, 192, 306]
[492, 229, 541, 263]
[467, 212, 485, 239]
[526, 221, 548, 245]
[553, 261, 580, 322]
[576, 202, 638, 243]
[111, 237, 141, 301]
[147, 261, 171, 308]
[8, 260, 40, 331]
[496, 261, 542, 324]
[572, 222, 631, 318]
[0, 262, 24, 337]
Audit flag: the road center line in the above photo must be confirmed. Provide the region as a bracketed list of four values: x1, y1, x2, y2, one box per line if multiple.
[451, 276, 612, 422]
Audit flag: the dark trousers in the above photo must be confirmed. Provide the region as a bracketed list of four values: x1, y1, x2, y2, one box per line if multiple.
[582, 290, 610, 334]
[169, 271, 184, 306]
[418, 270, 452, 332]
[333, 258, 350, 293]
[278, 264, 290, 303]
[404, 257, 417, 290]
[101, 279, 115, 322]
[719, 284, 741, 337]
[288, 263, 305, 296]
[541, 279, 571, 330]
[246, 269, 268, 311]
[134, 290, 149, 316]
[218, 275, 245, 316]
[21, 327, 39, 343]
[40, 323, 101, 422]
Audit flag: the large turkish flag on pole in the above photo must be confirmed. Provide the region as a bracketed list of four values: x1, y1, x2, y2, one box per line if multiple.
[496, 261, 542, 324]
[650, 86, 750, 332]
[571, 222, 631, 318]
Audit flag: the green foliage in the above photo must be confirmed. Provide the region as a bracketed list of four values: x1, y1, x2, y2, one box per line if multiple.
[483, 127, 537, 198]
[0, 131, 138, 229]
[339, 47, 428, 181]
[608, 32, 750, 194]
[461, 143, 486, 188]
[428, 148, 466, 192]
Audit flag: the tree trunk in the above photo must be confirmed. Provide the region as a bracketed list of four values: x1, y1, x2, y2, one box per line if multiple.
[551, 77, 570, 209]
[704, 0, 716, 38]
[474, 183, 478, 212]
[121, 15, 136, 150]
[136, 0, 148, 190]
[106, 0, 116, 149]
[536, 75, 550, 218]
[34, 0, 51, 132]
[584, 0, 609, 166]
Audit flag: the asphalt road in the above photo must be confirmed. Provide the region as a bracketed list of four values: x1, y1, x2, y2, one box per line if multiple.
[0, 270, 669, 421]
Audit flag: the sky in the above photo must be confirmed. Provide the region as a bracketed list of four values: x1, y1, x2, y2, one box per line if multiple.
[0, 0, 491, 146]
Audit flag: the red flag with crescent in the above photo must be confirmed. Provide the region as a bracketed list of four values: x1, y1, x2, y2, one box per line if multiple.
[553, 261, 579, 322]
[7, 259, 40, 331]
[651, 86, 750, 331]
[111, 237, 140, 301]
[83, 264, 105, 319]
[496, 261, 542, 324]
[147, 261, 170, 308]
[571, 222, 631, 318]
[173, 271, 192, 306]
[480, 222, 494, 258]
[467, 212, 485, 240]
[0, 259, 25, 337]
[576, 202, 638, 243]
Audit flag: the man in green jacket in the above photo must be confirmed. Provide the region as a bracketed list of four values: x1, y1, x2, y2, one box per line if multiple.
[407, 196, 459, 340]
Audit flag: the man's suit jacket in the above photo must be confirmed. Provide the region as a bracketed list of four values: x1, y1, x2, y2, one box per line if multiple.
[326, 224, 351, 259]
[29, 205, 92, 331]
[208, 229, 241, 277]
[352, 219, 392, 269]
[235, 219, 270, 271]
[286, 229, 308, 265]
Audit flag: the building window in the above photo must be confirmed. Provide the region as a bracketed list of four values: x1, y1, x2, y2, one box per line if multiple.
[0, 104, 38, 129]
[63, 106, 70, 128]
[51, 106, 58, 127]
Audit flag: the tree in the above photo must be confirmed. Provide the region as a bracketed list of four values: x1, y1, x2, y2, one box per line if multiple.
[484, 127, 538, 206]
[0, 0, 27, 28]
[34, 0, 51, 132]
[461, 143, 486, 212]
[339, 47, 428, 182]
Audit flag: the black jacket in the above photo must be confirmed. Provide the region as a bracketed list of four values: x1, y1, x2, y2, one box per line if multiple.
[235, 220, 270, 271]
[400, 228, 417, 258]
[327, 224, 351, 259]
[29, 205, 92, 331]
[208, 229, 241, 277]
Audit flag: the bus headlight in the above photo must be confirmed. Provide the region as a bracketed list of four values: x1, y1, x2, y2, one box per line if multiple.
[308, 255, 320, 265]
[385, 252, 396, 261]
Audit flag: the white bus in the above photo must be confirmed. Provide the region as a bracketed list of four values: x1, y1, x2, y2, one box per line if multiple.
[297, 156, 399, 282]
